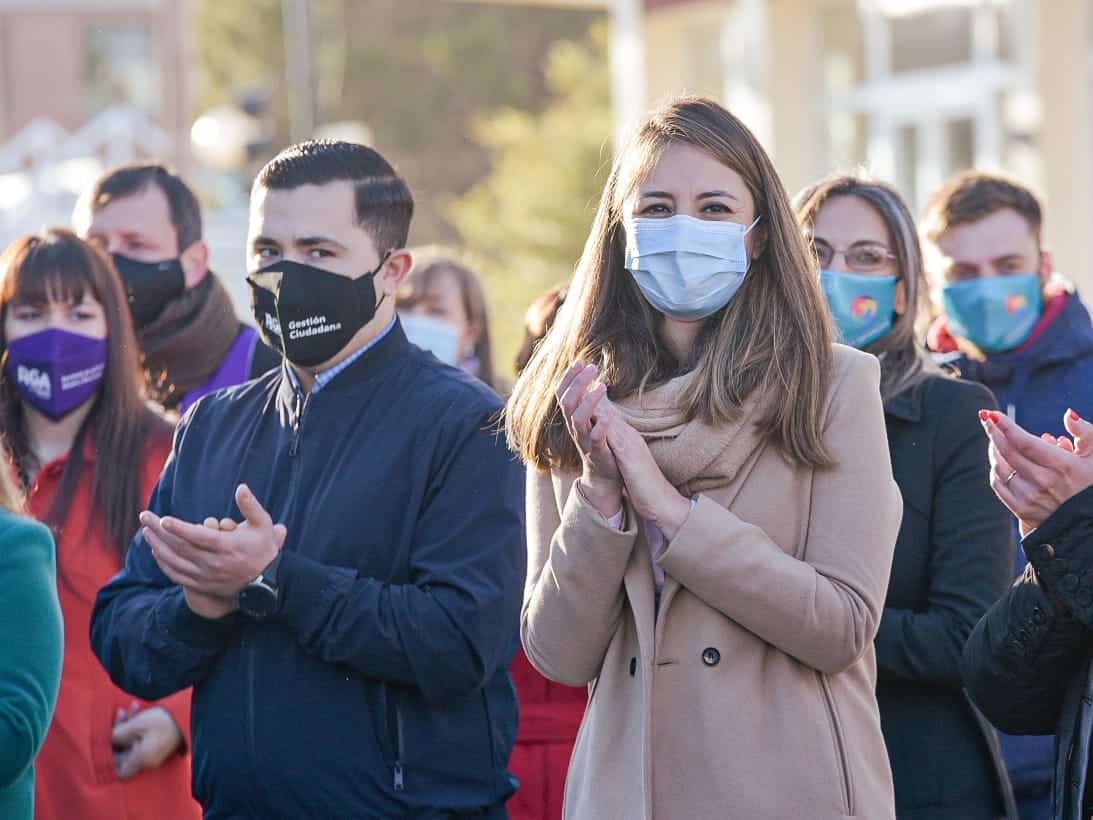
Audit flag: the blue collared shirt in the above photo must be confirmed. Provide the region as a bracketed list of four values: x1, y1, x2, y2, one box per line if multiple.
[285, 316, 397, 395]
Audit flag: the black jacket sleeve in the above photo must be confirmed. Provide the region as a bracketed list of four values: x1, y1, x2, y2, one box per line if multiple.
[963, 485, 1093, 734]
[875, 380, 1015, 685]
[90, 412, 244, 701]
[272, 410, 526, 705]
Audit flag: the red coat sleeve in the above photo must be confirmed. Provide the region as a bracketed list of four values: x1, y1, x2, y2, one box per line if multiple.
[143, 429, 193, 751]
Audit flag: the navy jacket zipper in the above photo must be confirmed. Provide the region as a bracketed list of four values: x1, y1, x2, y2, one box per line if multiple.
[393, 700, 405, 791]
[290, 391, 310, 456]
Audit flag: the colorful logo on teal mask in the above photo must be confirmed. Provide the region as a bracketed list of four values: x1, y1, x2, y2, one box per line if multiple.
[820, 270, 897, 349]
[1005, 293, 1029, 315]
[851, 296, 879, 322]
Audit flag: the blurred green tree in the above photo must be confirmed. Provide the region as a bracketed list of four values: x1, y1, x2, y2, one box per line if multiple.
[449, 24, 611, 378]
[195, 0, 599, 243]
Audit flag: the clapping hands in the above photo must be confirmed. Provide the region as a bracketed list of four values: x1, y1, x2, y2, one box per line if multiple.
[982, 408, 1093, 535]
[556, 362, 691, 539]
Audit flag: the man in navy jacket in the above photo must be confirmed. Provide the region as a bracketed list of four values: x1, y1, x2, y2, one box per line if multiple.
[924, 171, 1093, 820]
[91, 140, 527, 819]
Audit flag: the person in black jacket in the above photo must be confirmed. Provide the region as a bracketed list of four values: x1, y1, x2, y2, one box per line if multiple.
[796, 174, 1018, 819]
[89, 140, 527, 819]
[965, 408, 1093, 820]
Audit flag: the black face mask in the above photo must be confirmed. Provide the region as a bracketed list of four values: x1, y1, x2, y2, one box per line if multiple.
[111, 253, 187, 328]
[249, 281, 282, 351]
[246, 258, 387, 368]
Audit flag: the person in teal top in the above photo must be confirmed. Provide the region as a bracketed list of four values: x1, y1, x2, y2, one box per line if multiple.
[0, 462, 62, 820]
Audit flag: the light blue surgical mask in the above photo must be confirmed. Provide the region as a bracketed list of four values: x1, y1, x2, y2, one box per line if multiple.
[942, 273, 1043, 353]
[624, 214, 760, 321]
[400, 313, 461, 365]
[819, 270, 898, 349]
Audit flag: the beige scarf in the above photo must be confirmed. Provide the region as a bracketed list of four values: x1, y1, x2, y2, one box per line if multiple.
[615, 376, 770, 494]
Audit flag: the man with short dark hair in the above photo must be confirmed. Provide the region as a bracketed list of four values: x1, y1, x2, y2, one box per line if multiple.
[924, 170, 1093, 820]
[89, 141, 526, 819]
[75, 163, 280, 412]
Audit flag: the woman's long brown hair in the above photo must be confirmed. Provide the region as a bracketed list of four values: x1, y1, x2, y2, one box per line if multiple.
[795, 174, 942, 404]
[0, 440, 22, 514]
[506, 96, 834, 471]
[0, 229, 170, 560]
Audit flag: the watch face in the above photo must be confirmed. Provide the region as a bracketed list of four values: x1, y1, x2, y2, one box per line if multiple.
[240, 583, 278, 618]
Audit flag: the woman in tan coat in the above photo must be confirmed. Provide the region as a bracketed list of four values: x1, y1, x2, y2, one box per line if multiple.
[506, 97, 903, 820]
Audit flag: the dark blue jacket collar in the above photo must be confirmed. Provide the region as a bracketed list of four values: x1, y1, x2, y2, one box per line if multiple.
[955, 294, 1093, 385]
[276, 320, 411, 413]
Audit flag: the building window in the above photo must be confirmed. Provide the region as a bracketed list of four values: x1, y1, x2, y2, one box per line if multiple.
[994, 6, 1016, 63]
[821, 8, 864, 96]
[83, 25, 161, 117]
[890, 8, 973, 74]
[946, 117, 976, 175]
[896, 124, 918, 208]
[827, 112, 868, 170]
[683, 22, 723, 100]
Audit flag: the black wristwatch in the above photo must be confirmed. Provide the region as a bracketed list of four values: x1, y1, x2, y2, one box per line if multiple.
[239, 552, 284, 619]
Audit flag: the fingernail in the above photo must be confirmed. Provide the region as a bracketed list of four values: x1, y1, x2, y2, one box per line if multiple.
[978, 410, 990, 422]
[1070, 408, 1082, 421]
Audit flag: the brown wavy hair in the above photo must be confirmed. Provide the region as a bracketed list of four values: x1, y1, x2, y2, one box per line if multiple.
[0, 229, 170, 559]
[506, 96, 834, 470]
[0, 441, 22, 513]
[515, 284, 568, 375]
[795, 173, 942, 403]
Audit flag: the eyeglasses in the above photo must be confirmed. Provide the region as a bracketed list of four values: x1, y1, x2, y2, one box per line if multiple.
[812, 239, 896, 273]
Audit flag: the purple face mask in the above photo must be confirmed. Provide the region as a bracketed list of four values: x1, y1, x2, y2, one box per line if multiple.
[4, 328, 108, 420]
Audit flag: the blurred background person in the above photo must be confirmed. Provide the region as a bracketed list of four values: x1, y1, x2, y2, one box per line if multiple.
[508, 282, 584, 820]
[922, 171, 1093, 820]
[0, 229, 198, 820]
[398, 248, 497, 391]
[797, 174, 1017, 820]
[514, 285, 568, 375]
[0, 446, 62, 820]
[74, 164, 280, 414]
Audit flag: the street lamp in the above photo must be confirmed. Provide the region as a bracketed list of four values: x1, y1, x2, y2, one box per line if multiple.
[189, 105, 264, 171]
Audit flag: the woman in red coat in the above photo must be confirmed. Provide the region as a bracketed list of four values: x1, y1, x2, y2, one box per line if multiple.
[0, 229, 199, 820]
[507, 284, 586, 820]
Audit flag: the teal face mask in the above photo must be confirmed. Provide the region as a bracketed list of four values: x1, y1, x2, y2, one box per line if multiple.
[942, 273, 1043, 353]
[819, 270, 898, 349]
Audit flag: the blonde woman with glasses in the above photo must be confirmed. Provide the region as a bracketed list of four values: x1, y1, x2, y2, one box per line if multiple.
[797, 174, 1018, 820]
